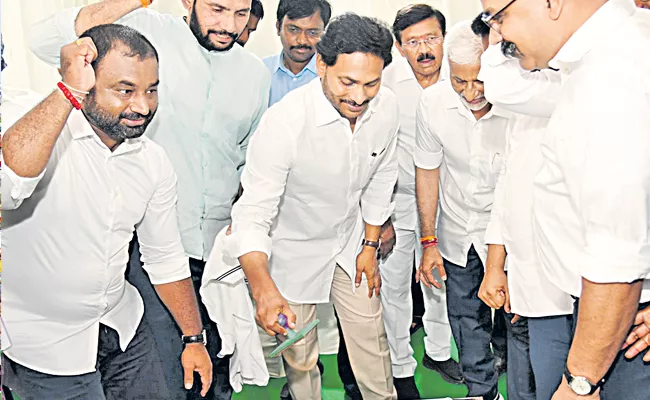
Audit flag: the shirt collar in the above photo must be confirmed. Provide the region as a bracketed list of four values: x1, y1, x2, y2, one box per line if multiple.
[549, 0, 635, 71]
[275, 52, 318, 78]
[312, 79, 378, 128]
[395, 57, 418, 83]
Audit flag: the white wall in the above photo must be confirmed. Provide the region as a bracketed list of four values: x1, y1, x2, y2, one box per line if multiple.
[1, 0, 482, 94]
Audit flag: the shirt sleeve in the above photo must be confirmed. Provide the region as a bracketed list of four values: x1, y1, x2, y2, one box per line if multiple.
[137, 150, 190, 285]
[414, 92, 444, 170]
[360, 126, 399, 226]
[0, 163, 46, 211]
[239, 69, 271, 164]
[29, 7, 166, 67]
[574, 74, 650, 284]
[226, 110, 295, 259]
[478, 44, 561, 118]
[484, 120, 512, 246]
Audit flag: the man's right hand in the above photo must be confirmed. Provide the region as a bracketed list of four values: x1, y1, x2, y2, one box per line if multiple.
[60, 37, 98, 93]
[478, 268, 510, 311]
[416, 245, 446, 289]
[253, 288, 296, 337]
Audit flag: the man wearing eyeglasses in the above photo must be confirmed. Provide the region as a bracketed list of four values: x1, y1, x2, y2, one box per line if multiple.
[379, 5, 461, 398]
[415, 21, 510, 400]
[480, 0, 650, 399]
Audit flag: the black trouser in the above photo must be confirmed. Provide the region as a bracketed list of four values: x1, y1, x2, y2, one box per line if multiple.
[445, 245, 498, 399]
[126, 238, 232, 400]
[2, 321, 169, 400]
[504, 314, 535, 400]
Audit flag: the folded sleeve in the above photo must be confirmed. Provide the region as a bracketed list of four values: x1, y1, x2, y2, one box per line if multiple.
[226, 110, 296, 259]
[479, 44, 561, 118]
[361, 126, 399, 226]
[0, 163, 46, 211]
[137, 150, 190, 285]
[414, 91, 443, 170]
[574, 74, 650, 284]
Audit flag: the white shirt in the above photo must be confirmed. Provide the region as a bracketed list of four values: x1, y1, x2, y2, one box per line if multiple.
[1, 106, 190, 375]
[30, 7, 271, 260]
[414, 81, 510, 266]
[382, 57, 448, 229]
[480, 46, 574, 317]
[226, 79, 399, 303]
[533, 0, 650, 303]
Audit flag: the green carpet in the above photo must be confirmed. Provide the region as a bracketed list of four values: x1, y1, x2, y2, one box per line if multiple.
[233, 329, 508, 399]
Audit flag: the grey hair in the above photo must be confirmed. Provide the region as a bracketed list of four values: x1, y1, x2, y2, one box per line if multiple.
[445, 20, 484, 65]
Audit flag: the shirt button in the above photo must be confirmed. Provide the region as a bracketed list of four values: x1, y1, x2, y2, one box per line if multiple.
[203, 160, 209, 168]
[201, 133, 208, 139]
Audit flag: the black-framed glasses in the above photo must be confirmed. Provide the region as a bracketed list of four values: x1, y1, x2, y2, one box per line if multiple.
[481, 0, 518, 33]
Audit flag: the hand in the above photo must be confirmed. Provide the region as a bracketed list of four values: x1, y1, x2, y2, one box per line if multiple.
[378, 219, 396, 260]
[551, 376, 600, 400]
[478, 268, 510, 312]
[416, 246, 446, 289]
[356, 247, 381, 298]
[60, 37, 98, 94]
[622, 305, 650, 361]
[253, 288, 296, 336]
[181, 343, 213, 397]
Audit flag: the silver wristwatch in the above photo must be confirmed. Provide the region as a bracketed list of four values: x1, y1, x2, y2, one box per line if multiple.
[564, 366, 604, 396]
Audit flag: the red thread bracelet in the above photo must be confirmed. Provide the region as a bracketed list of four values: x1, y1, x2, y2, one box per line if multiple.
[57, 82, 83, 110]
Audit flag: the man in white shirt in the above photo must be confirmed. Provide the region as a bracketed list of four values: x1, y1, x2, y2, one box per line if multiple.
[1, 27, 211, 400]
[380, 4, 461, 396]
[228, 14, 399, 400]
[415, 21, 509, 400]
[480, 0, 650, 399]
[477, 37, 575, 400]
[29, 2, 270, 398]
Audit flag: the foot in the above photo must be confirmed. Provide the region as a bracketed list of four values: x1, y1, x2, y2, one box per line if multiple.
[280, 383, 291, 400]
[494, 355, 507, 376]
[394, 376, 421, 399]
[409, 316, 423, 335]
[422, 354, 464, 385]
[482, 391, 504, 400]
[344, 383, 363, 400]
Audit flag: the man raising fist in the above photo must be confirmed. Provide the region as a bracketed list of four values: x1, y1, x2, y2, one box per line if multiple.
[1, 25, 212, 400]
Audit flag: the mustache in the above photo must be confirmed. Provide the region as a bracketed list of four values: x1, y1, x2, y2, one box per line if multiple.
[501, 41, 523, 59]
[290, 45, 313, 51]
[417, 53, 436, 63]
[341, 99, 369, 107]
[207, 30, 238, 40]
[120, 112, 150, 121]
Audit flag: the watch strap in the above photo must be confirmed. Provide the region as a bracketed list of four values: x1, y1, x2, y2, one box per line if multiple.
[564, 366, 603, 395]
[361, 239, 380, 249]
[182, 329, 207, 345]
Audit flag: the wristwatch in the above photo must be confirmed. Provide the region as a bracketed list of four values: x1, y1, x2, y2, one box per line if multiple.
[361, 239, 380, 249]
[564, 366, 604, 396]
[182, 329, 207, 346]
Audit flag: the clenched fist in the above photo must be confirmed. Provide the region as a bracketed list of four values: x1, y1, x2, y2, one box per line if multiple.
[60, 37, 98, 94]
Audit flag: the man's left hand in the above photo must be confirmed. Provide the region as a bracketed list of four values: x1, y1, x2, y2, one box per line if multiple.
[182, 343, 213, 397]
[623, 305, 650, 361]
[551, 377, 600, 400]
[356, 247, 381, 298]
[378, 219, 396, 260]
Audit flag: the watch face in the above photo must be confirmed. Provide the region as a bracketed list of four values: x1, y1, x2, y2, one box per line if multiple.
[569, 377, 593, 395]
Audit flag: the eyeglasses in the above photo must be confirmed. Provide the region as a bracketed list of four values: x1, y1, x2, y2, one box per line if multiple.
[402, 35, 443, 50]
[481, 0, 518, 33]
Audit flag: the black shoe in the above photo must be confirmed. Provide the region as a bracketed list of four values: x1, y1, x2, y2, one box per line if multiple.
[494, 355, 507, 376]
[394, 376, 421, 399]
[344, 383, 363, 400]
[409, 316, 423, 335]
[280, 383, 291, 400]
[422, 354, 464, 385]
[317, 358, 325, 375]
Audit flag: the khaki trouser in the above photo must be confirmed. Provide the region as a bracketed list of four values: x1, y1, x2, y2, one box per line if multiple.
[281, 266, 397, 400]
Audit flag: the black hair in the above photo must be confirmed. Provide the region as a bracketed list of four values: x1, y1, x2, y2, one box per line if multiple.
[251, 0, 264, 20]
[276, 0, 332, 27]
[316, 13, 393, 68]
[79, 24, 158, 69]
[392, 4, 446, 44]
[471, 12, 490, 38]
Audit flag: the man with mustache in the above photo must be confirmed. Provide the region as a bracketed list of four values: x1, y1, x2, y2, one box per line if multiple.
[1, 26, 212, 400]
[480, 0, 650, 399]
[29, 1, 270, 399]
[228, 13, 399, 400]
[379, 5, 462, 398]
[415, 21, 510, 400]
[263, 0, 331, 106]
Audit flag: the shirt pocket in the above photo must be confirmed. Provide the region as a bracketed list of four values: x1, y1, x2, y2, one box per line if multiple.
[358, 147, 386, 189]
[481, 152, 504, 189]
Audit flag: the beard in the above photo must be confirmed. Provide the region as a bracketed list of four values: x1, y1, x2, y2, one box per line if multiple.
[460, 95, 489, 112]
[189, 3, 238, 52]
[83, 93, 156, 142]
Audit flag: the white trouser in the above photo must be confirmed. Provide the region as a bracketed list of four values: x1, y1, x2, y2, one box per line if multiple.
[379, 226, 452, 378]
